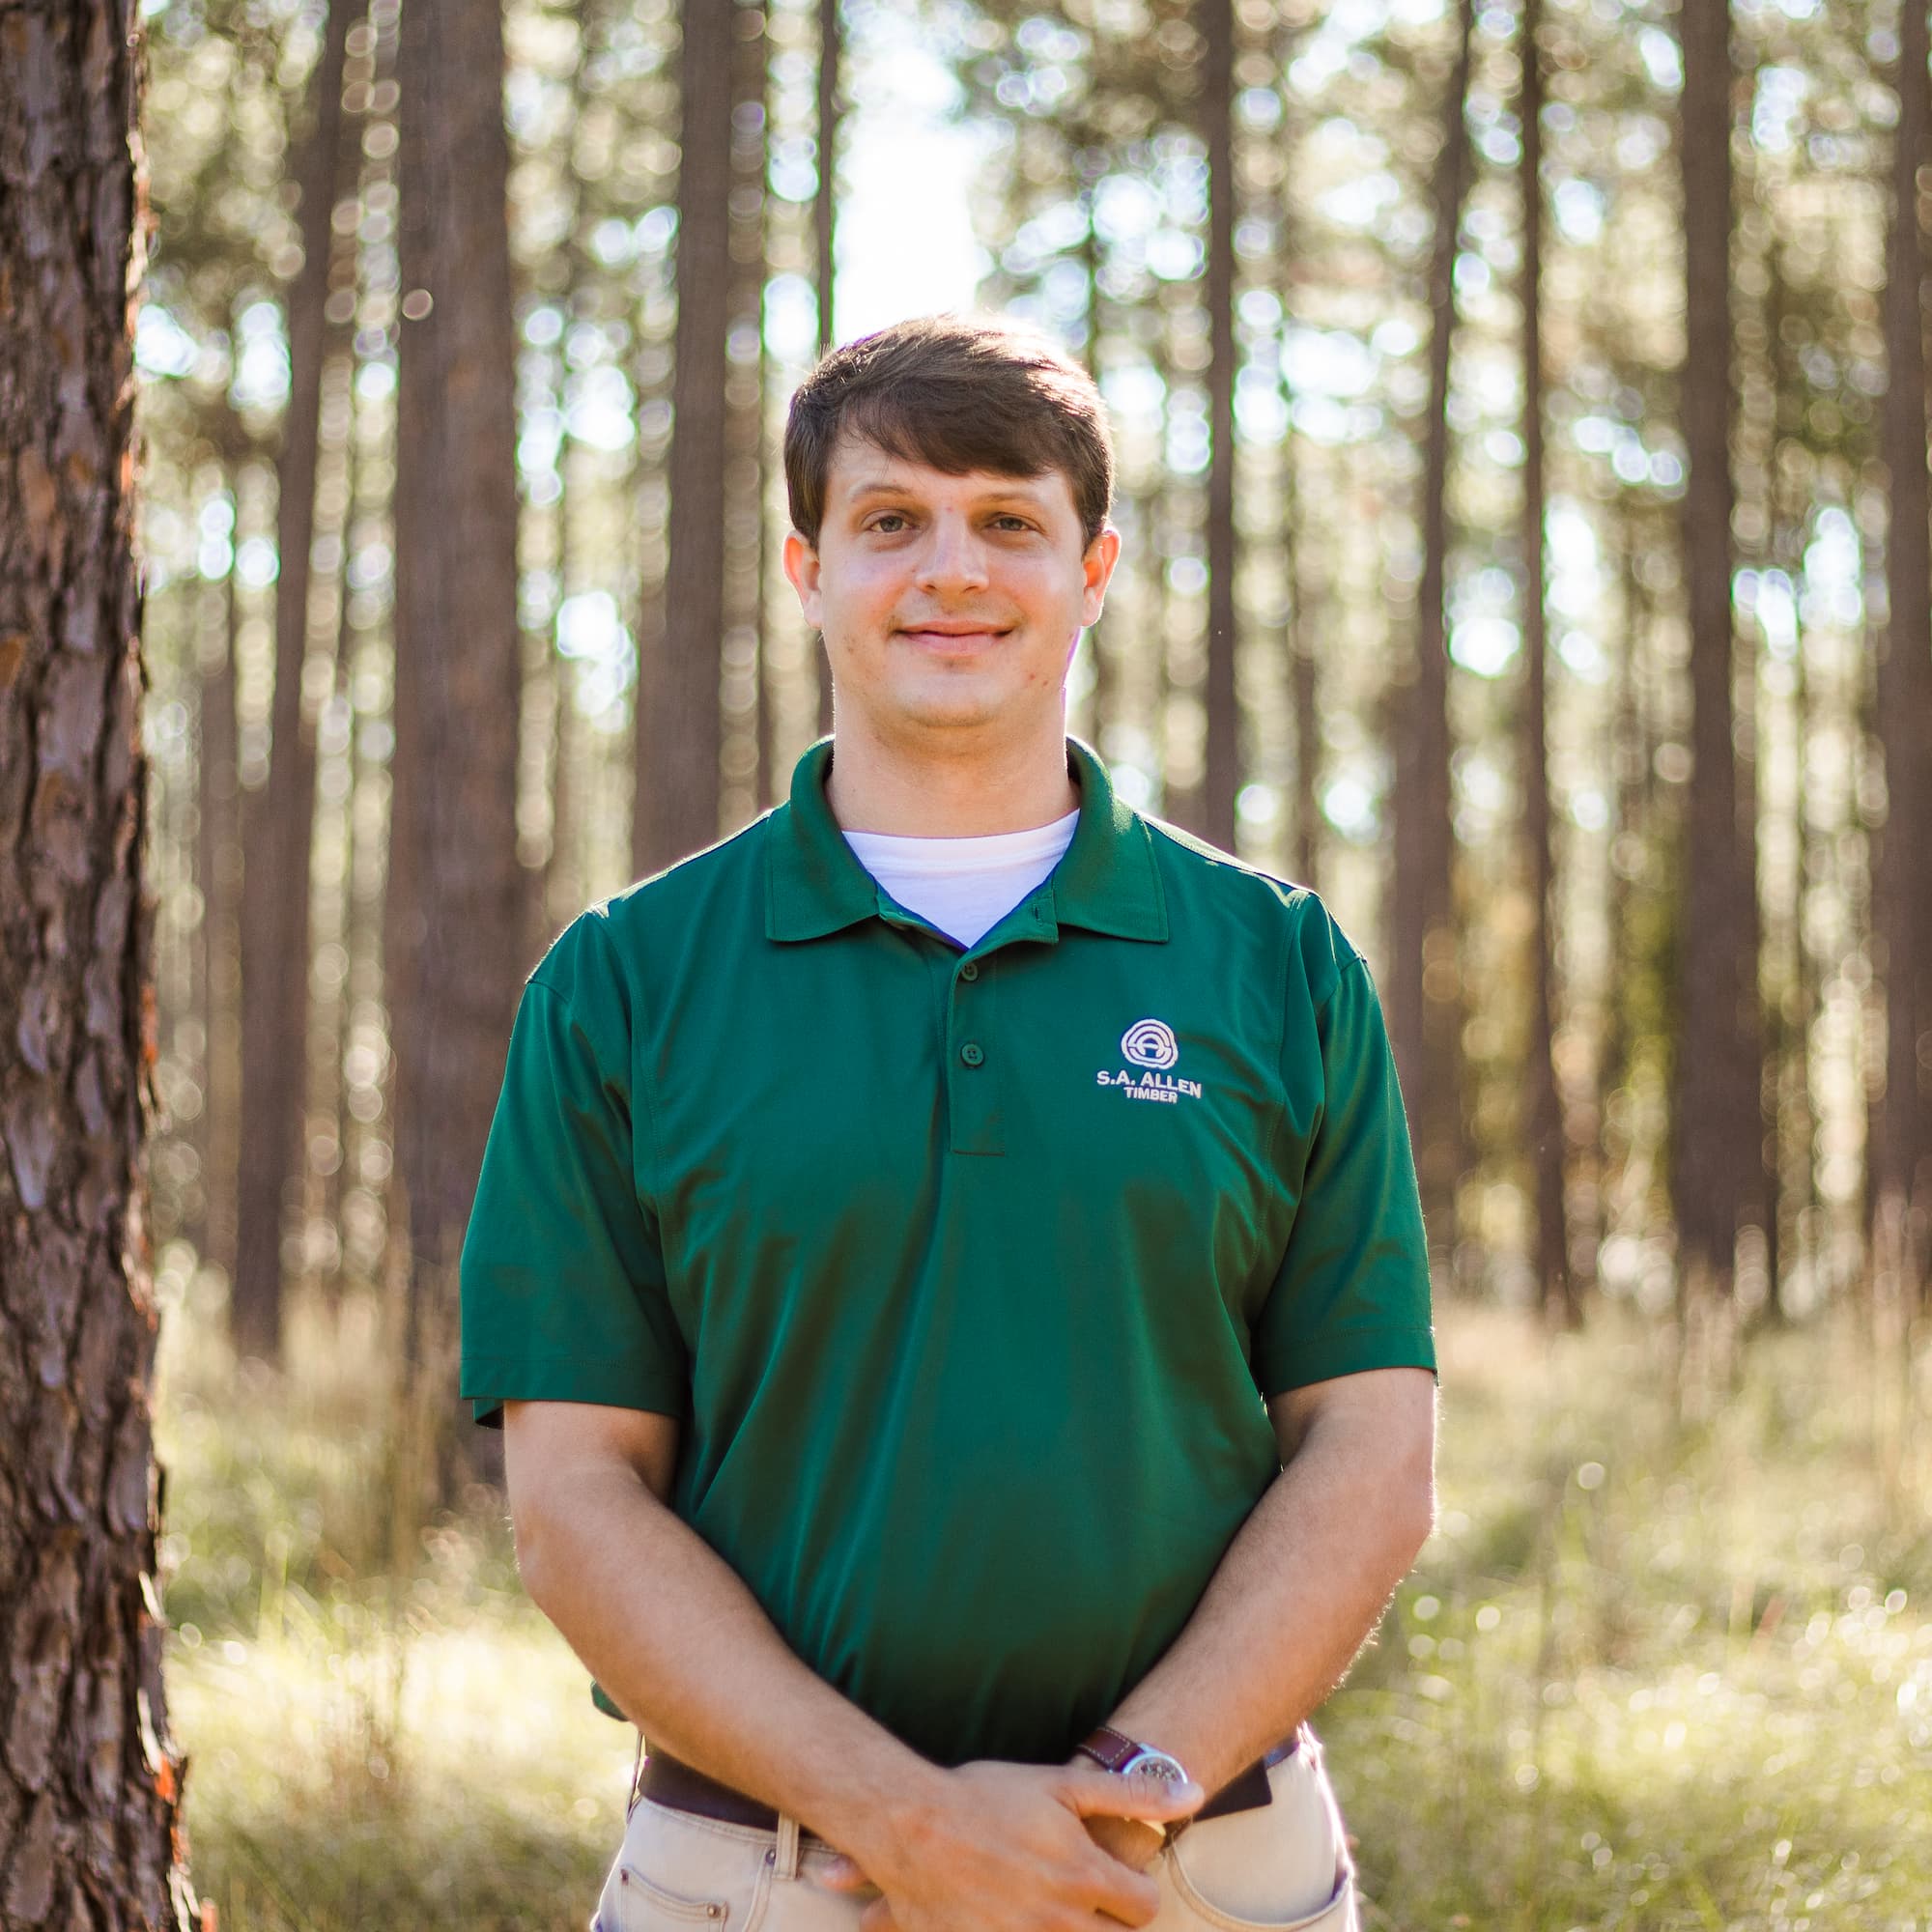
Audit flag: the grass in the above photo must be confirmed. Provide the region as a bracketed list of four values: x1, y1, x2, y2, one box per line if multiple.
[153, 1245, 1932, 1931]
[1326, 1312, 1932, 1931]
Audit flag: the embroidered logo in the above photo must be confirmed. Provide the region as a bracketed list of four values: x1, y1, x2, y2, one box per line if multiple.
[1121, 1018, 1179, 1069]
[1097, 1017, 1202, 1104]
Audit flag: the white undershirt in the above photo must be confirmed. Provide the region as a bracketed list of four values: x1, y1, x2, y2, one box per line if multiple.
[842, 809, 1081, 949]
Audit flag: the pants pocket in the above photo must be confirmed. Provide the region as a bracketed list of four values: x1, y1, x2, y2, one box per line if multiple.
[1165, 1857, 1355, 1932]
[593, 1799, 772, 1932]
[598, 1861, 732, 1931]
[1159, 1736, 1357, 1932]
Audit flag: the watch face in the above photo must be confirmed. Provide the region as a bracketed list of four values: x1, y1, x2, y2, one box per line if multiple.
[1122, 1748, 1188, 1783]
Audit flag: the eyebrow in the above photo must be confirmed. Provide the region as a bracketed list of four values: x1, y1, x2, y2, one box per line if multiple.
[842, 475, 1051, 505]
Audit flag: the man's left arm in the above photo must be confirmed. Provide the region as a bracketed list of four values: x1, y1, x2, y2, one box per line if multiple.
[1081, 1363, 1436, 1867]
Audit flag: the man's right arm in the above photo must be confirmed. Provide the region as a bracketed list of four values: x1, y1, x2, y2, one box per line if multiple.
[505, 1397, 945, 1860]
[501, 1399, 1200, 1932]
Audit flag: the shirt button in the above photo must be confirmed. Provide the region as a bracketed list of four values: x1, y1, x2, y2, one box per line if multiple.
[959, 1041, 984, 1067]
[959, 961, 980, 981]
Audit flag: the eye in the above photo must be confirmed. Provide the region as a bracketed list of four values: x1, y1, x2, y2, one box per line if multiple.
[992, 515, 1035, 532]
[867, 512, 910, 533]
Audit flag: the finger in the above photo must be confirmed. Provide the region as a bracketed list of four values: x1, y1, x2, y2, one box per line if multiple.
[1086, 1858, 1164, 1928]
[858, 1897, 898, 1932]
[810, 1854, 871, 1892]
[1060, 1766, 1205, 1822]
[1087, 1816, 1167, 1873]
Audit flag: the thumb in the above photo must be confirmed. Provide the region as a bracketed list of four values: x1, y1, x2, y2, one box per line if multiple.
[1060, 1763, 1206, 1825]
[810, 1853, 873, 1893]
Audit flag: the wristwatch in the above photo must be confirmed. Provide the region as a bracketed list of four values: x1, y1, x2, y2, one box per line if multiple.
[1076, 1725, 1193, 1795]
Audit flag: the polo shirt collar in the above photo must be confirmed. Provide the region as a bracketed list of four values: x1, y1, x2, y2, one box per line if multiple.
[765, 734, 1169, 945]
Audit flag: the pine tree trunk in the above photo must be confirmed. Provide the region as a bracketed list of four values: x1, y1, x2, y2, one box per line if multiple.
[1274, 50, 1317, 893]
[727, 0, 769, 823]
[813, 0, 840, 737]
[1390, 0, 1474, 1256]
[233, 0, 353, 1359]
[1081, 182, 1115, 754]
[1153, 314, 1190, 827]
[392, 0, 524, 1489]
[194, 473, 242, 1283]
[1877, 0, 1932, 1293]
[1201, 0, 1239, 852]
[0, 4, 199, 1918]
[1673, 0, 1758, 1294]
[1291, 627, 1319, 886]
[1287, 425, 1319, 889]
[1519, 0, 1570, 1322]
[636, 0, 732, 874]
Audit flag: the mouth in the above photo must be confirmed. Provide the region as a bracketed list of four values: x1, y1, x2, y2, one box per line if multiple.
[895, 622, 1012, 650]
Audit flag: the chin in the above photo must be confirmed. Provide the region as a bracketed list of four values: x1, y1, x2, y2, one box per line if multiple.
[877, 675, 1014, 731]
[893, 696, 1008, 733]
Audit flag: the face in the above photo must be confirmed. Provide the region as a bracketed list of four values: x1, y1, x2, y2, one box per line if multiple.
[781, 432, 1121, 744]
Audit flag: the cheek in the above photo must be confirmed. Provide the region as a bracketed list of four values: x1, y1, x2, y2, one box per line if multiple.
[828, 558, 902, 624]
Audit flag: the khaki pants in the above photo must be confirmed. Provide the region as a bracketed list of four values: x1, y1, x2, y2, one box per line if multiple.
[593, 1729, 1356, 1932]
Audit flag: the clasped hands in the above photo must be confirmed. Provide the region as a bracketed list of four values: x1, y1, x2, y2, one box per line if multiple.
[809, 1752, 1204, 1932]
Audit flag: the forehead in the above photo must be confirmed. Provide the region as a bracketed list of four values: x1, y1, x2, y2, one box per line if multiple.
[823, 432, 1077, 516]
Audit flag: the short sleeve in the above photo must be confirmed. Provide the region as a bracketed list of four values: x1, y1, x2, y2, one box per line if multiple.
[458, 918, 691, 1427]
[1249, 920, 1436, 1399]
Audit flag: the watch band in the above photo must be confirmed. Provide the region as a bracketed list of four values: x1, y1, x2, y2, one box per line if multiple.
[1076, 1725, 1149, 1776]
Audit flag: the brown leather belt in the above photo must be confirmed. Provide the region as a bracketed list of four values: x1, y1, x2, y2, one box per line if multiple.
[637, 1732, 1297, 1840]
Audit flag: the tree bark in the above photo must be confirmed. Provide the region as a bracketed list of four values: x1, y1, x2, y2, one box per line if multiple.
[1519, 0, 1570, 1322]
[232, 0, 353, 1359]
[635, 0, 732, 875]
[1201, 0, 1239, 852]
[0, 3, 199, 1920]
[392, 0, 524, 1486]
[1389, 0, 1474, 1256]
[1672, 0, 1759, 1293]
[1876, 0, 1932, 1292]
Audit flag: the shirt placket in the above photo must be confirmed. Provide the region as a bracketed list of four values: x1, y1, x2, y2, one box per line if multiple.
[940, 894, 1059, 1157]
[946, 951, 1003, 1155]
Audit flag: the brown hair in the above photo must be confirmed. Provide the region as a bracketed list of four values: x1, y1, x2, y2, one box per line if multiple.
[783, 314, 1115, 552]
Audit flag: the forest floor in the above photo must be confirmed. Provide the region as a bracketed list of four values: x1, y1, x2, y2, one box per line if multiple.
[153, 1263, 1932, 1932]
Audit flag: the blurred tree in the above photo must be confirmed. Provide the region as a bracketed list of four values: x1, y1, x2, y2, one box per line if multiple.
[391, 0, 523, 1492]
[814, 0, 841, 733]
[636, 0, 732, 873]
[1201, 0, 1238, 850]
[1518, 0, 1570, 1323]
[1876, 0, 1932, 1296]
[725, 1, 771, 820]
[233, 0, 354, 1360]
[1389, 0, 1474, 1258]
[195, 435, 242, 1287]
[0, 2, 200, 1921]
[1673, 0, 1762, 1301]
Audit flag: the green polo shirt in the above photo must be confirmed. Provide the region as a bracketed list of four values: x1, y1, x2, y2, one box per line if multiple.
[459, 736, 1434, 1769]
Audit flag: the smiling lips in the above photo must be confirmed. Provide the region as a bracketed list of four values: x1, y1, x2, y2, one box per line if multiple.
[897, 620, 1011, 647]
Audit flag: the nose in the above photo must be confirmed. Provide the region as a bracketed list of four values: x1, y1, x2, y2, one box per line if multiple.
[915, 509, 990, 594]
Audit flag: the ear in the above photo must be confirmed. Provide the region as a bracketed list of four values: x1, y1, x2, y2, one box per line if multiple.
[1079, 526, 1122, 628]
[783, 528, 823, 629]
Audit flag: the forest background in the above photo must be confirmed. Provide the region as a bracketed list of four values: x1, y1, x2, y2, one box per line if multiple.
[3, 0, 1932, 1926]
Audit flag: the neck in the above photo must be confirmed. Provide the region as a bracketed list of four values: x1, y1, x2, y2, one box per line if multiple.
[824, 711, 1079, 836]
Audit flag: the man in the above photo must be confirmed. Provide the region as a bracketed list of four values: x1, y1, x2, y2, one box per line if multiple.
[459, 314, 1437, 1932]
